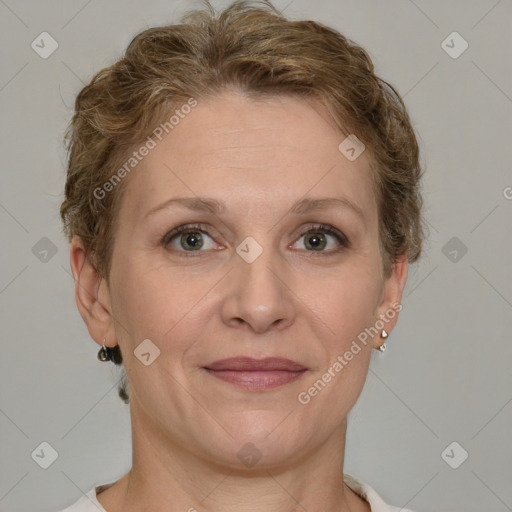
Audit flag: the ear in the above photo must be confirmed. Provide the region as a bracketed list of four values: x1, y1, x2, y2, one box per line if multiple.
[373, 253, 408, 349]
[69, 236, 116, 348]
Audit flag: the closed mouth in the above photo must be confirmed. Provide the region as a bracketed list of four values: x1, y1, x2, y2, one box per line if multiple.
[203, 357, 308, 391]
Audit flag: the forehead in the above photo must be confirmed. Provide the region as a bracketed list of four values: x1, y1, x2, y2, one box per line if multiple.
[118, 91, 378, 222]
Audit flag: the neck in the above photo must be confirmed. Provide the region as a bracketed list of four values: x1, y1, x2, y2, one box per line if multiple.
[97, 400, 370, 512]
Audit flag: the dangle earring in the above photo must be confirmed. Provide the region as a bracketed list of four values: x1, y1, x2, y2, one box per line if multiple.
[378, 329, 388, 352]
[97, 338, 112, 362]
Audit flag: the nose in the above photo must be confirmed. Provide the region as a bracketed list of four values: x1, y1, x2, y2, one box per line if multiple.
[221, 238, 296, 334]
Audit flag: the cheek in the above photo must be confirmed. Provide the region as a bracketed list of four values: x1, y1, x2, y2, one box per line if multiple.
[109, 254, 212, 360]
[108, 254, 161, 344]
[297, 270, 379, 420]
[314, 263, 382, 344]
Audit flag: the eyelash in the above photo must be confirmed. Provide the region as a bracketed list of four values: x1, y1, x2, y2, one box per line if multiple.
[161, 222, 350, 257]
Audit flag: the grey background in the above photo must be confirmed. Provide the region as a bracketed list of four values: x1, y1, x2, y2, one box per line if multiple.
[1, 1, 511, 511]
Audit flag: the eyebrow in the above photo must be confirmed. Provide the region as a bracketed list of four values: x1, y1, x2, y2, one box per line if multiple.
[145, 196, 365, 223]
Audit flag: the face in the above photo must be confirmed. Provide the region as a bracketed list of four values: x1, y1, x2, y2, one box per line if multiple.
[79, 90, 406, 470]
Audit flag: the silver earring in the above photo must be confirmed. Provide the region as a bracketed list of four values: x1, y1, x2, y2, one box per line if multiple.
[97, 338, 111, 361]
[379, 329, 388, 352]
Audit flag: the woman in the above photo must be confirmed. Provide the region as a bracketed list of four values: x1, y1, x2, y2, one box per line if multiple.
[58, 1, 424, 510]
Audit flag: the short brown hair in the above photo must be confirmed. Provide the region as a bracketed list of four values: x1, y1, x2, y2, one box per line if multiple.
[60, 0, 425, 404]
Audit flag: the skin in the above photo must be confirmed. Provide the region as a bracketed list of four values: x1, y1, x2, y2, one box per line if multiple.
[71, 89, 408, 512]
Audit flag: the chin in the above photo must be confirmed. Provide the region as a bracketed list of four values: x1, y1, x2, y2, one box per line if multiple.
[195, 411, 314, 470]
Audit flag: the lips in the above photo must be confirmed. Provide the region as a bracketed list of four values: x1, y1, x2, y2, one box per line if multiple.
[205, 357, 307, 372]
[203, 357, 307, 391]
